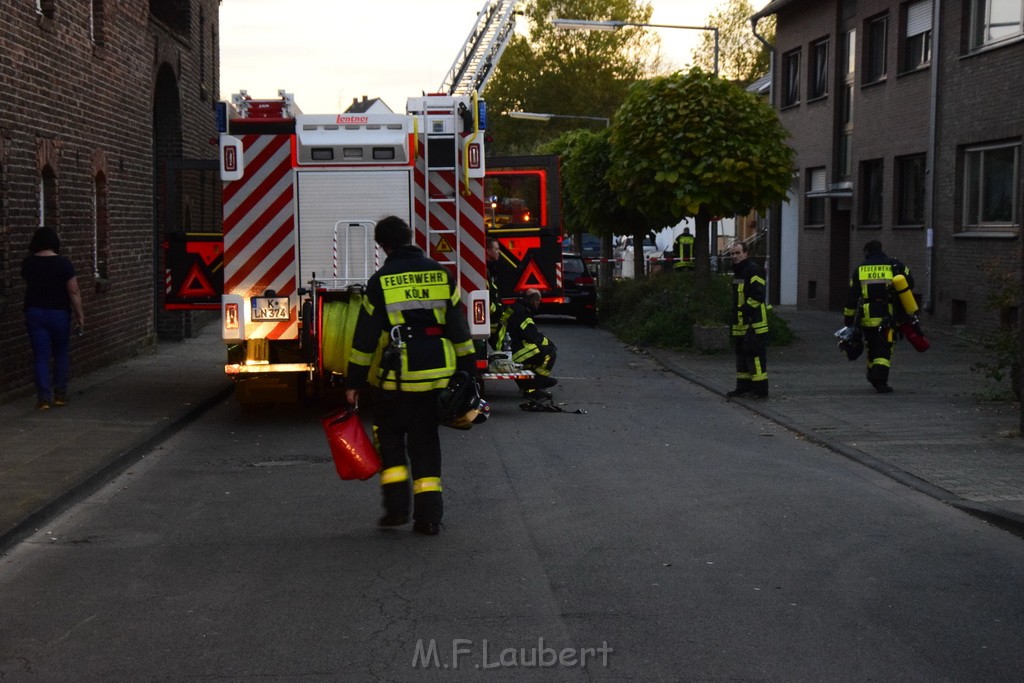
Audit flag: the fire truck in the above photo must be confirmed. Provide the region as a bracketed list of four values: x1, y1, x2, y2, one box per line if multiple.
[213, 0, 527, 403]
[485, 155, 564, 307]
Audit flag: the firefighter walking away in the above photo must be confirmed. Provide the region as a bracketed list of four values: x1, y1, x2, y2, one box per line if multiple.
[843, 240, 914, 393]
[345, 216, 476, 536]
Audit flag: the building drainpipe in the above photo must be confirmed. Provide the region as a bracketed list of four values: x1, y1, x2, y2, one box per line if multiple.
[751, 16, 780, 304]
[924, 0, 941, 314]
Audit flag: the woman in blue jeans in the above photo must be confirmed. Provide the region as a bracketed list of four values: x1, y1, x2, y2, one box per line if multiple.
[22, 227, 86, 410]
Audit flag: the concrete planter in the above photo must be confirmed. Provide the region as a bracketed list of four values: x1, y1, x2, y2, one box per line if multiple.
[692, 323, 730, 352]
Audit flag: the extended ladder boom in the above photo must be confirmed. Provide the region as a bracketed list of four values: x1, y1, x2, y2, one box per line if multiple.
[439, 0, 518, 96]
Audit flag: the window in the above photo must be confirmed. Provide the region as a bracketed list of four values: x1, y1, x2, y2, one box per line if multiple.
[903, 1, 932, 70]
[809, 38, 829, 99]
[39, 167, 57, 228]
[860, 159, 884, 225]
[970, 0, 1024, 48]
[806, 167, 827, 225]
[90, 0, 105, 45]
[782, 49, 801, 106]
[94, 173, 110, 279]
[896, 154, 927, 225]
[963, 143, 1020, 229]
[838, 30, 856, 181]
[865, 14, 888, 83]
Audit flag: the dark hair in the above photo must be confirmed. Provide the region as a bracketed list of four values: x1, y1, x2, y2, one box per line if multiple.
[374, 215, 412, 251]
[29, 227, 61, 254]
[486, 235, 499, 247]
[864, 240, 883, 255]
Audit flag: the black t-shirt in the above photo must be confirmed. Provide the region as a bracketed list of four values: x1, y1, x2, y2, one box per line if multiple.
[22, 254, 76, 311]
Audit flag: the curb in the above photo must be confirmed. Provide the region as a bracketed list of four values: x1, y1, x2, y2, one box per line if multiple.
[644, 346, 1024, 540]
[0, 384, 234, 555]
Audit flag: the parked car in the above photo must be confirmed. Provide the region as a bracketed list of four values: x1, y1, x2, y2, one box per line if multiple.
[537, 253, 597, 325]
[563, 233, 602, 260]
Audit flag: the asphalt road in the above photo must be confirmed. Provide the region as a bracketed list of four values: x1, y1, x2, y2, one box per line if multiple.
[2, 324, 1023, 681]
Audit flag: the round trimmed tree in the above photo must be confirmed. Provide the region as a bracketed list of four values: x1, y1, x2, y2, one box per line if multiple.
[607, 69, 795, 281]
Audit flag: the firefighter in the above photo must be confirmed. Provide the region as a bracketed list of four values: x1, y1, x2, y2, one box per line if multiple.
[345, 216, 476, 536]
[844, 240, 913, 393]
[485, 235, 508, 348]
[673, 228, 695, 270]
[727, 241, 769, 399]
[496, 288, 558, 399]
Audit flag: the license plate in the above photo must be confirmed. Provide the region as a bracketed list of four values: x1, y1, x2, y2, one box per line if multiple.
[251, 297, 290, 322]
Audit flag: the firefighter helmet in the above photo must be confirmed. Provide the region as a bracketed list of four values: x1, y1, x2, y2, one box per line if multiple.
[437, 371, 488, 430]
[834, 326, 864, 361]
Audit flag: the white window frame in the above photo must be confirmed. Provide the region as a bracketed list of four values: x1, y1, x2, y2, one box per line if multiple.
[962, 142, 1020, 230]
[970, 0, 1024, 49]
[903, 1, 933, 70]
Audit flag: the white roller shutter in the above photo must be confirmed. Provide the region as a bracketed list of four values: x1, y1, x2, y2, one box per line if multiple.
[907, 0, 932, 37]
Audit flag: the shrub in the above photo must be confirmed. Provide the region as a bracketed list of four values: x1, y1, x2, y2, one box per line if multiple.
[600, 271, 794, 349]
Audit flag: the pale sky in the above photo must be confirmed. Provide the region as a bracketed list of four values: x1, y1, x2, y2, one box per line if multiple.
[219, 1, 768, 114]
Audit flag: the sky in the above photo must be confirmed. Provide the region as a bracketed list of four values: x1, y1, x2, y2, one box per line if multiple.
[219, 1, 768, 115]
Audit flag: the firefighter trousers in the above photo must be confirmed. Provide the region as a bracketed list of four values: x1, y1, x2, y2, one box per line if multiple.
[733, 331, 768, 396]
[514, 344, 557, 390]
[863, 325, 895, 387]
[372, 389, 443, 524]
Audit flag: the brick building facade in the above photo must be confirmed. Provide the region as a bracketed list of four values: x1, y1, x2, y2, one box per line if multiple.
[755, 0, 1023, 335]
[0, 0, 220, 399]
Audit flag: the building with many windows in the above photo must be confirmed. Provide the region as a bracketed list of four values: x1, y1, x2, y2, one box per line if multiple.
[0, 0, 220, 398]
[754, 0, 1022, 334]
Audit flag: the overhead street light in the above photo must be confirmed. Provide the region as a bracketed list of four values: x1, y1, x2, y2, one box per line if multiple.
[508, 111, 610, 126]
[552, 18, 720, 77]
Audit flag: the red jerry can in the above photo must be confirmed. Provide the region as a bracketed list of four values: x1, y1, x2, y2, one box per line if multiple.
[321, 407, 381, 480]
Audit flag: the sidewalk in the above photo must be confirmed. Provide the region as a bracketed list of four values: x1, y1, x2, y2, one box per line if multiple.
[0, 324, 233, 552]
[647, 307, 1024, 533]
[2, 308, 1023, 554]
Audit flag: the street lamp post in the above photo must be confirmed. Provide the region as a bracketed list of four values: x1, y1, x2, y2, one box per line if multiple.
[508, 111, 611, 127]
[552, 18, 719, 77]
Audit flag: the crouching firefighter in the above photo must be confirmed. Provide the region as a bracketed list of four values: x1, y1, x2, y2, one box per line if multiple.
[345, 216, 476, 536]
[496, 288, 558, 399]
[728, 242, 769, 399]
[843, 239, 913, 394]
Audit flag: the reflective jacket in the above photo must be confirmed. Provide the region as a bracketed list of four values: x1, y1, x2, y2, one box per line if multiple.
[674, 233, 695, 269]
[731, 259, 768, 336]
[496, 300, 553, 363]
[347, 245, 475, 392]
[843, 252, 913, 328]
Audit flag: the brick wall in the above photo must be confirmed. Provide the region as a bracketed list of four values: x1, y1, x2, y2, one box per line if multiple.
[0, 0, 220, 400]
[771, 0, 1021, 336]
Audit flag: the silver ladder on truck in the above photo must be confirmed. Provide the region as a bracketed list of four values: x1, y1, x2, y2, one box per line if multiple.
[439, 0, 519, 95]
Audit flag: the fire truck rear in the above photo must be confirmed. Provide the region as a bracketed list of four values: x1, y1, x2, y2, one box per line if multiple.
[218, 91, 491, 403]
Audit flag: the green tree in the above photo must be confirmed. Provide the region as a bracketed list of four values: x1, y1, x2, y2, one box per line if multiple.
[545, 129, 647, 283]
[484, 0, 655, 155]
[692, 0, 774, 87]
[607, 69, 795, 283]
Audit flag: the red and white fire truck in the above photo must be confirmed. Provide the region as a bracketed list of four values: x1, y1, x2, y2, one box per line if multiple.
[217, 90, 497, 401]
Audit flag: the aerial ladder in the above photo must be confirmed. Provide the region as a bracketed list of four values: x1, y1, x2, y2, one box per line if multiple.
[439, 0, 519, 95]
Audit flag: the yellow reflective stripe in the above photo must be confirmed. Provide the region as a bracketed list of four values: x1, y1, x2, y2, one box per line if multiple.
[378, 378, 453, 391]
[843, 307, 856, 317]
[349, 348, 374, 366]
[453, 339, 475, 357]
[750, 276, 766, 286]
[413, 477, 442, 494]
[513, 344, 539, 361]
[361, 297, 375, 316]
[381, 466, 410, 485]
